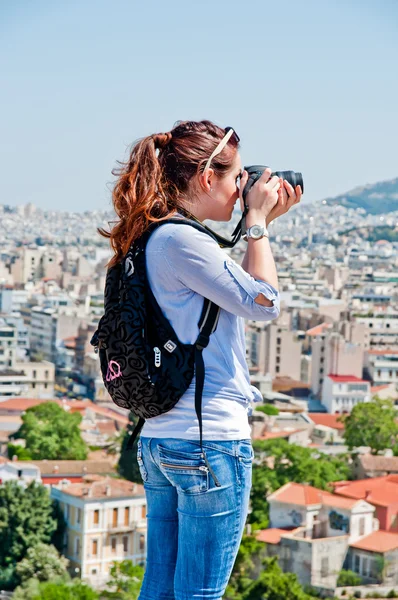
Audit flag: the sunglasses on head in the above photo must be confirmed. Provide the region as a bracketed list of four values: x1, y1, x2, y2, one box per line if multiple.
[204, 126, 240, 172]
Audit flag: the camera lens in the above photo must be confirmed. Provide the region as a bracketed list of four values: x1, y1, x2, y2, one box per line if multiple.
[243, 165, 304, 201]
[272, 170, 304, 194]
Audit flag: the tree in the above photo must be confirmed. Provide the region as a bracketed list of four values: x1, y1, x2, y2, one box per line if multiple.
[225, 552, 315, 600]
[249, 440, 350, 529]
[336, 569, 362, 587]
[0, 481, 64, 569]
[118, 413, 143, 483]
[102, 560, 144, 599]
[15, 543, 69, 585]
[9, 401, 88, 460]
[255, 405, 279, 416]
[341, 397, 398, 454]
[12, 577, 99, 600]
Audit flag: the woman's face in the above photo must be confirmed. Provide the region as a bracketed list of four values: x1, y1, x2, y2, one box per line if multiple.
[208, 151, 243, 222]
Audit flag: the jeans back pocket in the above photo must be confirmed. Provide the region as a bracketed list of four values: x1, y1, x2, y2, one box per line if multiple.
[157, 444, 209, 495]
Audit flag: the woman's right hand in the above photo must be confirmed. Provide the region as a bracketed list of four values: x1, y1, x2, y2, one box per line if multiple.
[239, 168, 281, 220]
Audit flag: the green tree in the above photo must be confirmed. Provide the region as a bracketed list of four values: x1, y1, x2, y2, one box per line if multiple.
[13, 577, 99, 600]
[341, 397, 398, 454]
[0, 481, 64, 569]
[255, 405, 280, 416]
[336, 569, 362, 587]
[15, 543, 69, 585]
[102, 560, 144, 599]
[118, 413, 143, 483]
[9, 401, 88, 460]
[249, 440, 350, 529]
[226, 553, 315, 600]
[225, 535, 268, 599]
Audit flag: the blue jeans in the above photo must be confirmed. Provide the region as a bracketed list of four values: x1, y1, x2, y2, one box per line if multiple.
[137, 437, 253, 600]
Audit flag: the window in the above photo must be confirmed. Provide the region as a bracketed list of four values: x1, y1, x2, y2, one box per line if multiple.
[276, 356, 280, 364]
[111, 537, 117, 553]
[276, 366, 280, 373]
[320, 557, 329, 577]
[359, 517, 365, 536]
[91, 568, 98, 575]
[354, 555, 360, 573]
[320, 368, 324, 374]
[320, 357, 324, 364]
[32, 383, 36, 389]
[33, 370, 37, 379]
[139, 534, 145, 552]
[66, 505, 70, 521]
[45, 370, 49, 379]
[124, 507, 130, 526]
[93, 510, 99, 526]
[389, 370, 393, 378]
[75, 538, 80, 557]
[123, 536, 129, 553]
[362, 557, 369, 576]
[44, 383, 48, 389]
[377, 369, 381, 378]
[92, 540, 98, 556]
[141, 506, 146, 519]
[113, 508, 118, 527]
[77, 508, 81, 525]
[277, 338, 281, 345]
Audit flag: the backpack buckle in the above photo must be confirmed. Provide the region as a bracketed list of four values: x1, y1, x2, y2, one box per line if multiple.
[195, 333, 209, 351]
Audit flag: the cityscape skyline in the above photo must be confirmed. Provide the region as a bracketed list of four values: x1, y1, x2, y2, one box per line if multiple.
[1, 0, 398, 212]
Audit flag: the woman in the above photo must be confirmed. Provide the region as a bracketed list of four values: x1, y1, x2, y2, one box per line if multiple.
[101, 120, 302, 600]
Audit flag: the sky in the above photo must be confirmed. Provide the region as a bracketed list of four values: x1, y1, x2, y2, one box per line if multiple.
[1, 0, 398, 213]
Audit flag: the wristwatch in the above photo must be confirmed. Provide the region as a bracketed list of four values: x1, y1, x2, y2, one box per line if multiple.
[243, 224, 269, 241]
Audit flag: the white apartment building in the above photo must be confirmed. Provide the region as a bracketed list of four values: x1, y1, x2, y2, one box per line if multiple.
[51, 477, 147, 588]
[0, 319, 17, 369]
[365, 349, 398, 387]
[30, 307, 83, 363]
[354, 313, 398, 348]
[321, 374, 370, 414]
[0, 361, 54, 399]
[310, 329, 364, 398]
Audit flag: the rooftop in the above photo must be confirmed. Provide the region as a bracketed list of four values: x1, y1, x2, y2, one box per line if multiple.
[359, 454, 398, 473]
[306, 323, 333, 337]
[269, 482, 322, 506]
[333, 475, 398, 507]
[256, 528, 298, 545]
[350, 531, 398, 553]
[328, 375, 368, 383]
[309, 413, 345, 430]
[57, 476, 144, 499]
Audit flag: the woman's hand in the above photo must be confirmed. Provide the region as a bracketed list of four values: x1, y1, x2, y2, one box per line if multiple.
[239, 168, 280, 221]
[266, 179, 302, 225]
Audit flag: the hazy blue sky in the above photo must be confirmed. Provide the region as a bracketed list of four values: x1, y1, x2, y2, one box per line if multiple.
[1, 0, 397, 212]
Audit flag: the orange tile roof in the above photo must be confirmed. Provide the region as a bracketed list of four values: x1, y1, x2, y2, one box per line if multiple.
[350, 531, 398, 553]
[321, 491, 362, 509]
[256, 528, 296, 544]
[306, 323, 332, 337]
[269, 483, 323, 506]
[371, 384, 392, 392]
[58, 476, 144, 499]
[310, 413, 345, 430]
[333, 476, 398, 508]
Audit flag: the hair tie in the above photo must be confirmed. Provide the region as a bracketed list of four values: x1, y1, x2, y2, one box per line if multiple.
[153, 132, 172, 150]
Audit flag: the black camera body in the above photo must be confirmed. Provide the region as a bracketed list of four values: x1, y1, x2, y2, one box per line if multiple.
[242, 165, 304, 202]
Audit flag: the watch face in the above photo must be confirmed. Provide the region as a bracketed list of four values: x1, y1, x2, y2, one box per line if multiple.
[250, 225, 264, 239]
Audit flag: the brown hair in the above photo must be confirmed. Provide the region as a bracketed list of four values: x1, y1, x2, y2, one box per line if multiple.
[99, 120, 239, 267]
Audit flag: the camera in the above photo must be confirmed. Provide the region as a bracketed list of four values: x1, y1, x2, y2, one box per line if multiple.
[242, 165, 304, 202]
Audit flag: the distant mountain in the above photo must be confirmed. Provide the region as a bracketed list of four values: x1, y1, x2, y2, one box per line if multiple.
[321, 177, 398, 215]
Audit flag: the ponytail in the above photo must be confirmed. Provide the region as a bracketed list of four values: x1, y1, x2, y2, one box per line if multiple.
[99, 120, 239, 267]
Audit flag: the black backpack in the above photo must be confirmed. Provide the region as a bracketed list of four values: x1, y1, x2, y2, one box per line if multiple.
[90, 218, 222, 485]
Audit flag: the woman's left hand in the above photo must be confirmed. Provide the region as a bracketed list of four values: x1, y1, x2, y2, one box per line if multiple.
[266, 178, 302, 225]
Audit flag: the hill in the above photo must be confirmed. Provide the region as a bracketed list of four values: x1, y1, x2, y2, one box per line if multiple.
[321, 177, 398, 215]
